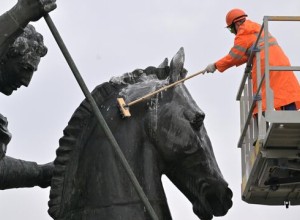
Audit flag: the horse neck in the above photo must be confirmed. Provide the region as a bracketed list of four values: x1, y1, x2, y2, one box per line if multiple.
[49, 83, 173, 220]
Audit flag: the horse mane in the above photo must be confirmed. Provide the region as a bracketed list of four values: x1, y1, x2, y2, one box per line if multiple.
[48, 81, 117, 218]
[48, 65, 170, 218]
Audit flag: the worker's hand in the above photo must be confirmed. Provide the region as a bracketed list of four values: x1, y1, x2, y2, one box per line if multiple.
[11, 0, 57, 26]
[205, 63, 217, 73]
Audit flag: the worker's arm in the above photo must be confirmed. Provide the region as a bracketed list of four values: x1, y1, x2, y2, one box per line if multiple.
[0, 0, 56, 58]
[215, 36, 250, 72]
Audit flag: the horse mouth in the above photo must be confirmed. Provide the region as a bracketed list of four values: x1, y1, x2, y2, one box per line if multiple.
[193, 184, 233, 219]
[206, 188, 233, 216]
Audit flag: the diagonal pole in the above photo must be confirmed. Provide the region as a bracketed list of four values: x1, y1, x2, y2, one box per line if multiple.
[43, 13, 159, 220]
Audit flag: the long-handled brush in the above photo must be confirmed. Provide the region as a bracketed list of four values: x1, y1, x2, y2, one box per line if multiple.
[118, 69, 206, 117]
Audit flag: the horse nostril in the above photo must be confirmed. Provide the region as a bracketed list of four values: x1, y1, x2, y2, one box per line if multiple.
[200, 182, 210, 195]
[226, 187, 233, 199]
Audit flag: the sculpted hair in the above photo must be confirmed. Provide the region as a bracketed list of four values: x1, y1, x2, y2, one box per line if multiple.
[3, 24, 47, 63]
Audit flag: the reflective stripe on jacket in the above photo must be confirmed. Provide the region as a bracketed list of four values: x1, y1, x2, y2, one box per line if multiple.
[215, 19, 300, 113]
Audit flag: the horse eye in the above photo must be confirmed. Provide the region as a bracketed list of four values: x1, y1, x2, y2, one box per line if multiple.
[184, 110, 205, 131]
[189, 112, 204, 131]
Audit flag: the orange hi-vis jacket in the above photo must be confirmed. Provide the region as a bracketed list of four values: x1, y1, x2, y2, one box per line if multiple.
[215, 19, 300, 113]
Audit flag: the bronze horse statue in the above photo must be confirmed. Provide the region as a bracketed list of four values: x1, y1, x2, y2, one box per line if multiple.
[48, 48, 233, 220]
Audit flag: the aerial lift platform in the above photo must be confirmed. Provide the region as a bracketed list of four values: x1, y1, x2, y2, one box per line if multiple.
[236, 16, 300, 207]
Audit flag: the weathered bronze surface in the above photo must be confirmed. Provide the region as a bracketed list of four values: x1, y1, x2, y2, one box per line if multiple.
[48, 48, 233, 220]
[0, 2, 232, 219]
[0, 0, 56, 190]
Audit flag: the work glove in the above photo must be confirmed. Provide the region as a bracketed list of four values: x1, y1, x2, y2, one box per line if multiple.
[205, 63, 216, 73]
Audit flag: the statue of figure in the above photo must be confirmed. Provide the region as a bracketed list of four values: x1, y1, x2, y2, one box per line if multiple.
[0, 0, 56, 189]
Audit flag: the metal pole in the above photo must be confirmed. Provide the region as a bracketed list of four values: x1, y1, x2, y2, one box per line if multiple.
[237, 73, 265, 148]
[263, 16, 273, 111]
[43, 14, 159, 220]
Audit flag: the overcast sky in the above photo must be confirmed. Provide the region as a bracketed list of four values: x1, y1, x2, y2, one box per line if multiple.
[1, 0, 300, 219]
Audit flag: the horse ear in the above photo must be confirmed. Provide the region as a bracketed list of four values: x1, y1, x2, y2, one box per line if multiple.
[169, 47, 185, 83]
[158, 58, 168, 68]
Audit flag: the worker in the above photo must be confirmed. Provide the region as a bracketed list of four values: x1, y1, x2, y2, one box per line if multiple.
[204, 8, 300, 113]
[0, 0, 56, 189]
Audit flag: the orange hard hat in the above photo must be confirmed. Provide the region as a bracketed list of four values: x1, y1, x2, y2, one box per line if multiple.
[226, 8, 247, 27]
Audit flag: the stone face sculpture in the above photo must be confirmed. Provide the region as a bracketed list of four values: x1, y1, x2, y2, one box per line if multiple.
[0, 0, 56, 190]
[48, 48, 233, 220]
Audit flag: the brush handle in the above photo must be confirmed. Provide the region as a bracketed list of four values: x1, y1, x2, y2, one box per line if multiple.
[127, 69, 206, 107]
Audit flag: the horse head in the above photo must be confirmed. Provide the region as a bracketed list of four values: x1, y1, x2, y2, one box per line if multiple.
[48, 48, 232, 220]
[125, 48, 232, 219]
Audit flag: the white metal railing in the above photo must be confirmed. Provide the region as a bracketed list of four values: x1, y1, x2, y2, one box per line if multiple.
[236, 16, 300, 184]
